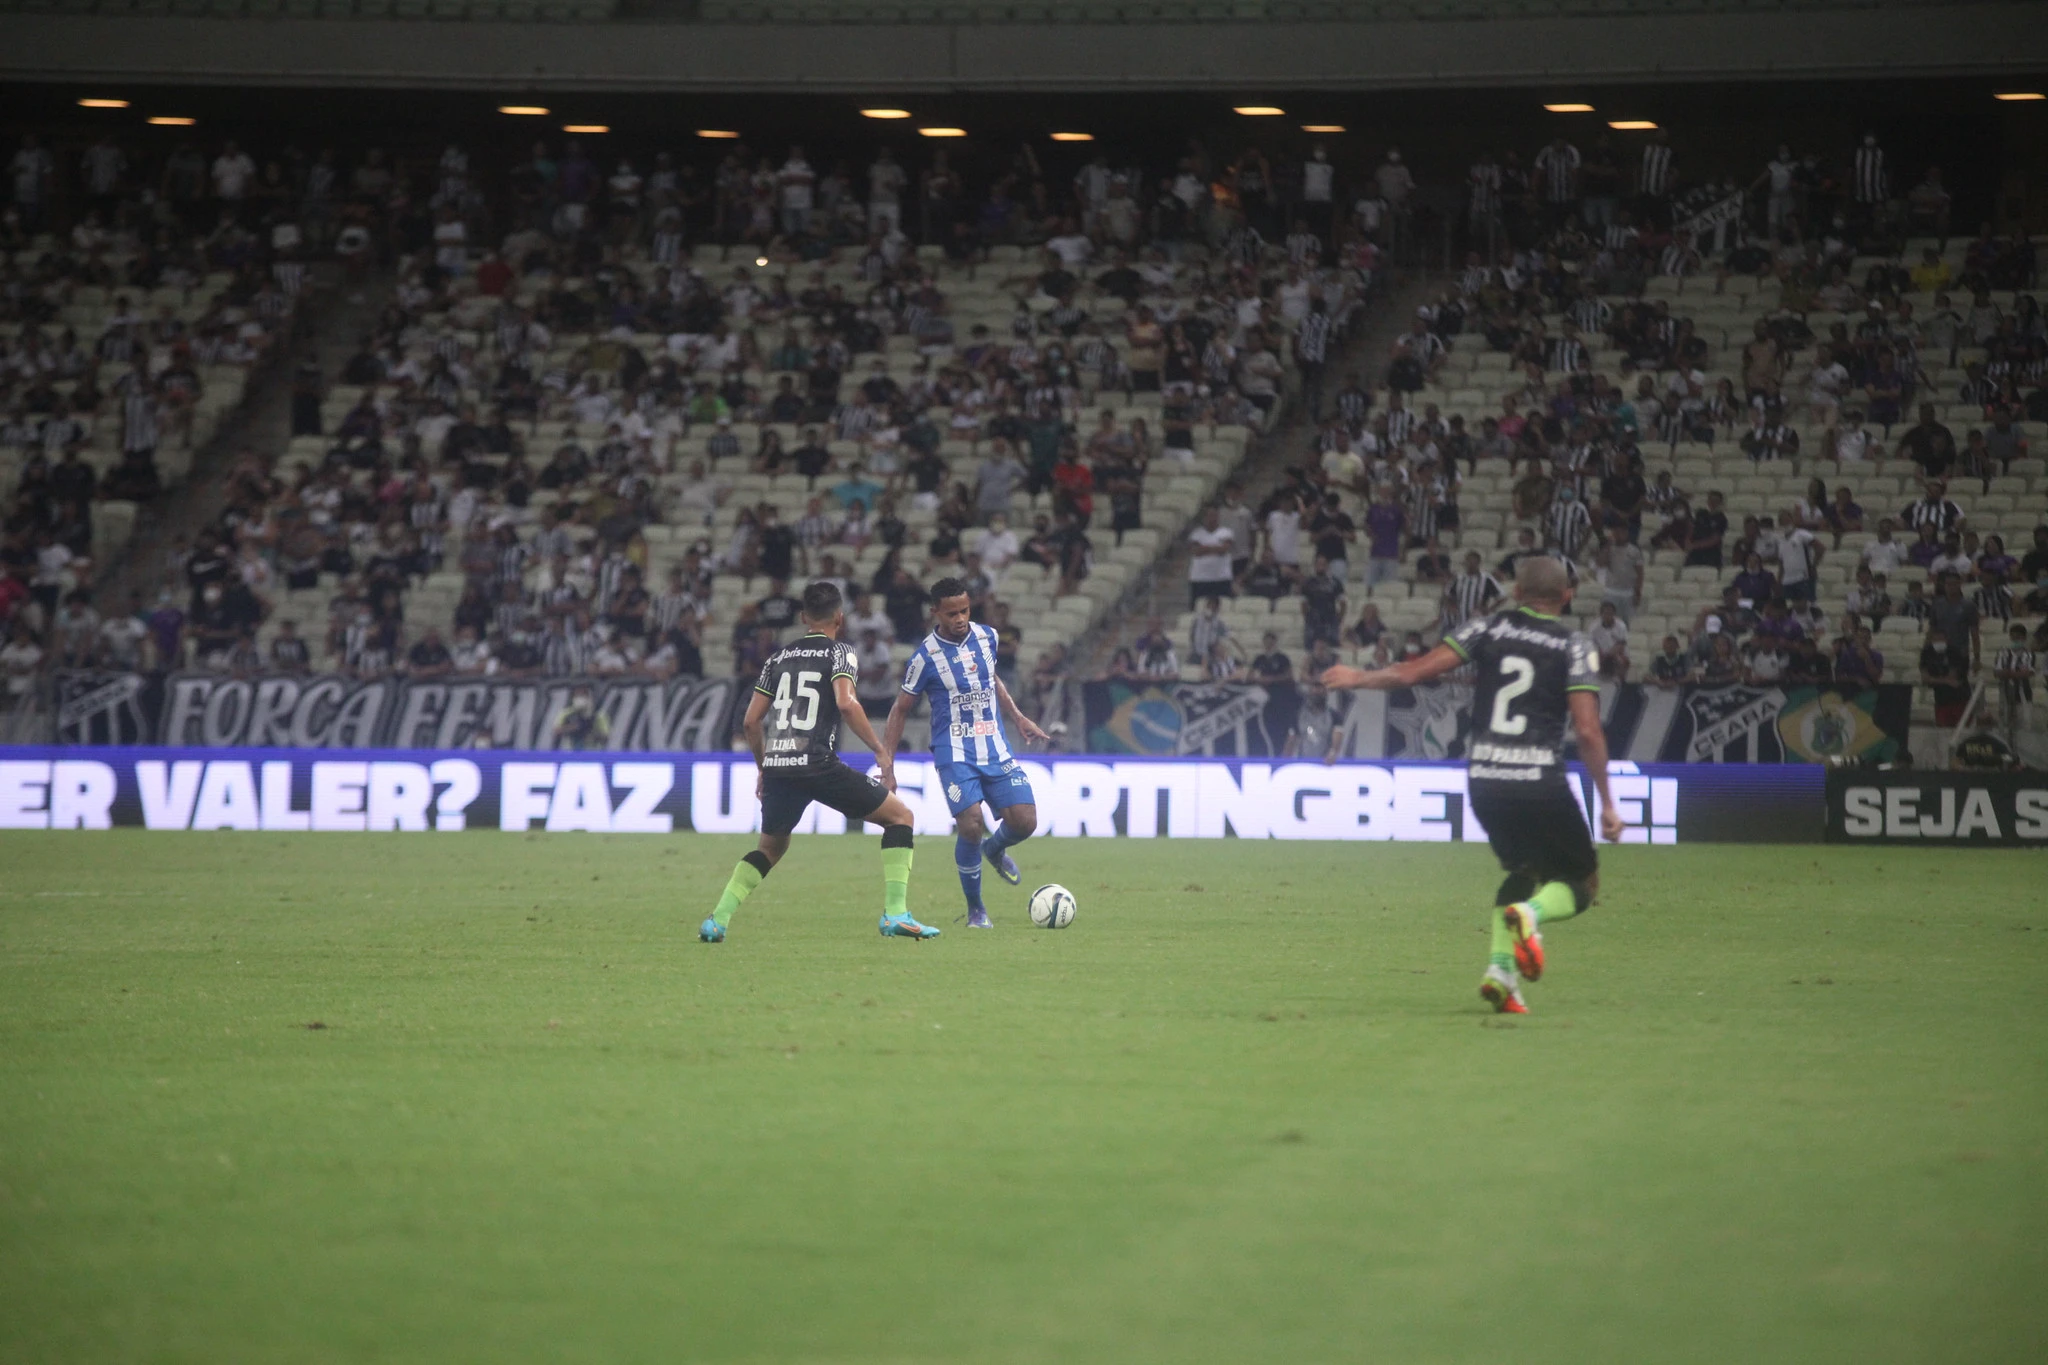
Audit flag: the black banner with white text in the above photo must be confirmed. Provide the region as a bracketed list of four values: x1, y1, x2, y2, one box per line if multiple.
[1083, 679, 1910, 764]
[1826, 770, 2048, 846]
[54, 671, 744, 752]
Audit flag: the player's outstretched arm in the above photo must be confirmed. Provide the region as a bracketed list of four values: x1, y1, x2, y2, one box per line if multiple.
[1321, 642, 1464, 693]
[1569, 689, 1626, 843]
[994, 678, 1049, 746]
[836, 677, 897, 789]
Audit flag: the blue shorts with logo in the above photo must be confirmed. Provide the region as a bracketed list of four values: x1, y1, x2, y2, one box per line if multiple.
[933, 759, 1036, 816]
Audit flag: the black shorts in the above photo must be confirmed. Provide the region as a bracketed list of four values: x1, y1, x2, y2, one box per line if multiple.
[759, 759, 889, 836]
[1468, 782, 1598, 885]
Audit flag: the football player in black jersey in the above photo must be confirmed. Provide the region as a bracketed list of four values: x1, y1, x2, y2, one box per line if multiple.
[700, 582, 939, 943]
[1323, 557, 1624, 1013]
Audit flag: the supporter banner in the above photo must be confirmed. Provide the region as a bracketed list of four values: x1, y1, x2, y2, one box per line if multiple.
[1086, 679, 1300, 756]
[0, 749, 1823, 843]
[1084, 681, 1909, 765]
[53, 672, 744, 752]
[64, 672, 1906, 766]
[1825, 769, 2048, 846]
[1577, 682, 1904, 765]
[1678, 191, 1745, 250]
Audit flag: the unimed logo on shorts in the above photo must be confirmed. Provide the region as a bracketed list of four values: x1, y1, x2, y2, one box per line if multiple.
[1828, 770, 2048, 845]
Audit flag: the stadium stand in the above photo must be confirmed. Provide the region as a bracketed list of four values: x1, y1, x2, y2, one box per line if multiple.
[1158, 213, 2048, 736]
[244, 230, 1349, 704]
[0, 218, 303, 687]
[4, 109, 2043, 758]
[3, 122, 1403, 733]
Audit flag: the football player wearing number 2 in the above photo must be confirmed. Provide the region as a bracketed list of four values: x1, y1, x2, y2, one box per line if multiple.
[700, 581, 937, 943]
[1323, 557, 1625, 1013]
[880, 577, 1051, 928]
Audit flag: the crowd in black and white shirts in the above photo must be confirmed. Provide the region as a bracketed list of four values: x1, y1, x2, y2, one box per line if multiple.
[1161, 266, 2045, 727]
[18, 124, 1391, 701]
[370, 132, 1421, 300]
[0, 125, 339, 706]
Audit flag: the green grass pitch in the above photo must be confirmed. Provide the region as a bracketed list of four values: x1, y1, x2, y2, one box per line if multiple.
[2, 832, 2044, 1364]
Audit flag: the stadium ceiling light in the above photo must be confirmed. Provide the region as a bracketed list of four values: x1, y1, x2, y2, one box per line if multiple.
[1301, 124, 1346, 133]
[1994, 91, 2046, 101]
[1233, 106, 1285, 116]
[1049, 132, 1094, 142]
[78, 98, 130, 109]
[1544, 103, 1595, 113]
[562, 124, 609, 134]
[697, 129, 741, 139]
[861, 108, 913, 119]
[498, 105, 550, 116]
[1608, 120, 1658, 130]
[146, 116, 196, 126]
[918, 127, 967, 138]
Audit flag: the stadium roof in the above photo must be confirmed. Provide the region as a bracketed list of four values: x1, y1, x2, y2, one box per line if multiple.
[3, 2, 2045, 91]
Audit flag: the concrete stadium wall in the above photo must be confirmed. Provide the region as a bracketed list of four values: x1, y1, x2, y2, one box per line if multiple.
[6, 7, 2047, 90]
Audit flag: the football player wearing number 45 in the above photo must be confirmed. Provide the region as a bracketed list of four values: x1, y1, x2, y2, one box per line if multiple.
[700, 581, 938, 944]
[880, 577, 1051, 929]
[1323, 556, 1625, 1014]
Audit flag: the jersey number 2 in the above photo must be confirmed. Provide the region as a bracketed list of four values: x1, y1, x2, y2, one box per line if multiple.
[1488, 657, 1535, 736]
[773, 670, 823, 731]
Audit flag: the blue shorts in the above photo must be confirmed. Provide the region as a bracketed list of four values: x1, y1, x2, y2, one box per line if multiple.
[933, 759, 1036, 817]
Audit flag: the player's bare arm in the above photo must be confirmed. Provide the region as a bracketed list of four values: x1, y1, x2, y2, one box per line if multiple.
[1321, 642, 1466, 693]
[836, 675, 896, 789]
[742, 690, 771, 800]
[995, 677, 1049, 746]
[878, 689, 918, 790]
[1569, 689, 1626, 844]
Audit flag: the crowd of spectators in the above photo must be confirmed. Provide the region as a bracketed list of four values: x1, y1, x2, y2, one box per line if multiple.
[7, 118, 2043, 750]
[591, 135, 1407, 269]
[1120, 128, 2048, 742]
[1, 128, 323, 710]
[0, 124, 1390, 719]
[1157, 450, 2046, 729]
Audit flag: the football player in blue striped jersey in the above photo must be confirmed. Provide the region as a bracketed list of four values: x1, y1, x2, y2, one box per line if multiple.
[880, 577, 1050, 927]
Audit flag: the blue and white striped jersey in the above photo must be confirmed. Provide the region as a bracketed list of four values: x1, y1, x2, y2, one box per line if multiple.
[901, 623, 1011, 766]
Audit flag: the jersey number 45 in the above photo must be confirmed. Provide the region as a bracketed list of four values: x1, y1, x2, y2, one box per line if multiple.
[773, 670, 824, 731]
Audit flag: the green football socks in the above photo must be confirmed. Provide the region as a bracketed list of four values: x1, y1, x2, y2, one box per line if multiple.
[1489, 907, 1516, 972]
[1528, 881, 1582, 925]
[882, 846, 913, 917]
[713, 842, 914, 929]
[712, 858, 766, 928]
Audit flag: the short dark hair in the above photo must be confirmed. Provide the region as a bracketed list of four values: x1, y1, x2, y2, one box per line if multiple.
[928, 576, 970, 606]
[1513, 555, 1570, 606]
[800, 580, 844, 624]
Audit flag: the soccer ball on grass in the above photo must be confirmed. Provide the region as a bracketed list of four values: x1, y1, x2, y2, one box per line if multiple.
[1028, 884, 1076, 929]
